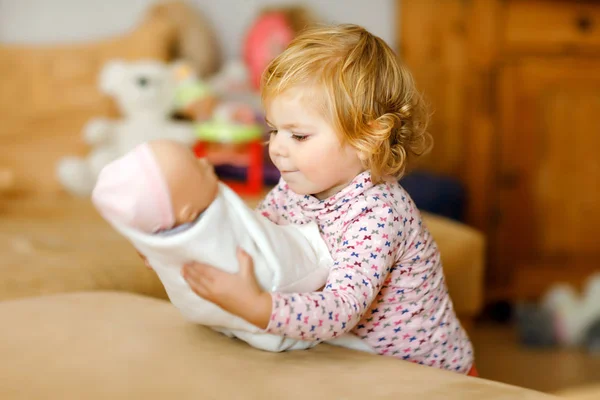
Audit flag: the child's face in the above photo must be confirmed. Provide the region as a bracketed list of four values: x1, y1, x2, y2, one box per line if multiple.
[266, 86, 364, 200]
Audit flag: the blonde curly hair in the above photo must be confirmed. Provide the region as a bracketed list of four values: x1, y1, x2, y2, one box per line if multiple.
[261, 24, 432, 183]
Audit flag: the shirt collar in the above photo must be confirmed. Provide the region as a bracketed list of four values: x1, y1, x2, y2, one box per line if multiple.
[287, 170, 374, 215]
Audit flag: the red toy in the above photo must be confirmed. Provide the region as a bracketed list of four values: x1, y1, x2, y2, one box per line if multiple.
[193, 140, 264, 196]
[243, 11, 295, 91]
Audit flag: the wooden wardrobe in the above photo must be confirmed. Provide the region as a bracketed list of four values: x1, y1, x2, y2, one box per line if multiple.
[398, 0, 600, 303]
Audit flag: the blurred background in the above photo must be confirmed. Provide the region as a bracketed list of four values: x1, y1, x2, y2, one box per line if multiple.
[1, 0, 599, 397]
[0, 0, 395, 57]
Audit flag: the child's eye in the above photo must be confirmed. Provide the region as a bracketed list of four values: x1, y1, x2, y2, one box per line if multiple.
[291, 134, 309, 142]
[268, 129, 277, 135]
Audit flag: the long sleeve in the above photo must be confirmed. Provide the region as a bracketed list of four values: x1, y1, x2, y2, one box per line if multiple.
[265, 201, 403, 341]
[255, 179, 287, 225]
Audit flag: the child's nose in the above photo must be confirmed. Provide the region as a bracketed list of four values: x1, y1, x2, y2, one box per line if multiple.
[269, 133, 289, 158]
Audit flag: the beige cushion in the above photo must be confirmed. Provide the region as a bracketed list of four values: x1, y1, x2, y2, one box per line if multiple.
[0, 291, 555, 400]
[0, 196, 166, 302]
[556, 385, 600, 400]
[423, 213, 485, 317]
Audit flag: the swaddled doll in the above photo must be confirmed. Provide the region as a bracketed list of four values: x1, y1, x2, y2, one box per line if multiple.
[91, 139, 371, 353]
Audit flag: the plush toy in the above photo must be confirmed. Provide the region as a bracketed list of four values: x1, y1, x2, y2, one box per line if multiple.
[56, 60, 197, 197]
[542, 272, 600, 347]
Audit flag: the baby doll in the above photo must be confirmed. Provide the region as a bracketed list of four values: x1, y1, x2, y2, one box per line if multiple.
[92, 139, 371, 353]
[93, 139, 218, 235]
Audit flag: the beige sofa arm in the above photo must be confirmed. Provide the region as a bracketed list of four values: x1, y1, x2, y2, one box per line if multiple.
[555, 384, 600, 400]
[0, 291, 557, 399]
[422, 212, 486, 320]
[1, 197, 167, 302]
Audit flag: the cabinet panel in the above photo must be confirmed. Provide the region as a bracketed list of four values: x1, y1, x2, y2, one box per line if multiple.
[536, 85, 600, 255]
[504, 0, 600, 52]
[399, 0, 600, 303]
[495, 58, 600, 299]
[398, 0, 469, 176]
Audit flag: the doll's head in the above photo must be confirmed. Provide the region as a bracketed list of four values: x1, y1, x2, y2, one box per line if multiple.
[92, 139, 218, 232]
[261, 24, 432, 184]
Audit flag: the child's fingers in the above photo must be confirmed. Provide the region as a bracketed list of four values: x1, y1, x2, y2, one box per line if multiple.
[236, 248, 255, 278]
[182, 264, 212, 298]
[184, 262, 217, 283]
[236, 247, 249, 260]
[182, 263, 210, 284]
[187, 275, 211, 299]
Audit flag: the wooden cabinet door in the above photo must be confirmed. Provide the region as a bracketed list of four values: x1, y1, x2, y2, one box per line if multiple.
[494, 57, 600, 300]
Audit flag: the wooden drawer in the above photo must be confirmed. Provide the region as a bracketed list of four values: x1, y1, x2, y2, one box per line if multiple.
[503, 0, 600, 52]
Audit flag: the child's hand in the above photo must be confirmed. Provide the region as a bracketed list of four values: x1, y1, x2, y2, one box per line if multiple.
[182, 248, 272, 329]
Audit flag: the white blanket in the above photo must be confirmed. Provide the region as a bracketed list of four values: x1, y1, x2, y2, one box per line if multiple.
[106, 183, 372, 353]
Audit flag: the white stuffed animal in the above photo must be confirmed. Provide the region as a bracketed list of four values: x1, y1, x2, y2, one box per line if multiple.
[542, 273, 600, 347]
[56, 60, 197, 196]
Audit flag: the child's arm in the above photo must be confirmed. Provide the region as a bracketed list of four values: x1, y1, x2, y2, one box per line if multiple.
[265, 202, 402, 341]
[182, 201, 402, 338]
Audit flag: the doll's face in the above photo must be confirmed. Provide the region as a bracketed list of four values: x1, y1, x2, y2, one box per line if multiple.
[170, 157, 219, 226]
[149, 140, 219, 227]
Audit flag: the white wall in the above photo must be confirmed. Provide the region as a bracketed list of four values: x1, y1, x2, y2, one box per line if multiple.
[0, 0, 397, 59]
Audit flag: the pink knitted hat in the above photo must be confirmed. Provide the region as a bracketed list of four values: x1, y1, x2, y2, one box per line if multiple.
[92, 142, 175, 232]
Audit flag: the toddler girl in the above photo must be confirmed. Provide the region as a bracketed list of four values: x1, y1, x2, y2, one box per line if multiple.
[182, 24, 475, 375]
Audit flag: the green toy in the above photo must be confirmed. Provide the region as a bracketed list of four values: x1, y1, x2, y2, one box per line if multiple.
[195, 121, 263, 144]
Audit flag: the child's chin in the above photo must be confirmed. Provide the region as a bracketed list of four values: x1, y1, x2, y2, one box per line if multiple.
[281, 176, 321, 197]
[284, 182, 310, 196]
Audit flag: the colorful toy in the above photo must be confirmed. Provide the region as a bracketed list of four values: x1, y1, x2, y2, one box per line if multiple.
[193, 139, 264, 196]
[243, 6, 315, 91]
[173, 58, 261, 125]
[171, 60, 266, 195]
[173, 62, 219, 122]
[195, 120, 262, 144]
